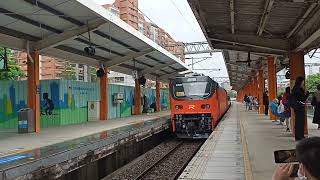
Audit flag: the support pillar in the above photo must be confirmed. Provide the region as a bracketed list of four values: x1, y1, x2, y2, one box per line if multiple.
[267, 56, 277, 120]
[258, 70, 265, 114]
[254, 77, 258, 98]
[156, 80, 161, 112]
[27, 51, 40, 133]
[100, 68, 108, 120]
[289, 52, 308, 135]
[134, 79, 141, 115]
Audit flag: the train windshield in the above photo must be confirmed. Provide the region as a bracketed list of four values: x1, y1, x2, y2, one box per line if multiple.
[173, 81, 212, 100]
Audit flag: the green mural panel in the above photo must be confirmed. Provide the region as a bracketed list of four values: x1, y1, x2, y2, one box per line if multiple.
[0, 80, 170, 129]
[108, 84, 135, 119]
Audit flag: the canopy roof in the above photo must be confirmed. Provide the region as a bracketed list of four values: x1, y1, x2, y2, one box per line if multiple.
[188, 0, 320, 90]
[0, 0, 189, 81]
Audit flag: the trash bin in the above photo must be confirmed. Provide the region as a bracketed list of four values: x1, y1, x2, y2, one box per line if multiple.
[18, 108, 35, 133]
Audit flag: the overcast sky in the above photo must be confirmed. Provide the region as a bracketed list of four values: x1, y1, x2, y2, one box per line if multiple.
[92, 0, 229, 80]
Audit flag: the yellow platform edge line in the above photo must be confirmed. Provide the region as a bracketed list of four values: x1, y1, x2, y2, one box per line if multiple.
[0, 148, 33, 158]
[239, 109, 254, 180]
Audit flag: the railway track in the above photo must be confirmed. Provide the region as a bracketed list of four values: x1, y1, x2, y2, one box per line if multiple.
[104, 139, 204, 180]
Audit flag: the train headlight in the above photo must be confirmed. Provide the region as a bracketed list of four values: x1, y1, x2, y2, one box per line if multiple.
[201, 104, 210, 109]
[175, 105, 183, 110]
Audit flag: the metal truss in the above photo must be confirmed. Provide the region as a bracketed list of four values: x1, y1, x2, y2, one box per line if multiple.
[184, 41, 222, 55]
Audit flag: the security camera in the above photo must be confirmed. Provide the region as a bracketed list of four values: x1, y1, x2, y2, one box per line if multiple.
[84, 46, 96, 56]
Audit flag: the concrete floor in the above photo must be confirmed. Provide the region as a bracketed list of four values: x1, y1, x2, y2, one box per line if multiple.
[181, 103, 319, 180]
[240, 103, 320, 180]
[0, 111, 170, 154]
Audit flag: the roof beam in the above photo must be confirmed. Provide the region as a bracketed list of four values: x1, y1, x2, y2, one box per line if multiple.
[257, 0, 274, 36]
[228, 70, 252, 76]
[287, 3, 317, 38]
[104, 48, 154, 67]
[213, 43, 285, 56]
[55, 45, 110, 62]
[293, 6, 320, 50]
[209, 33, 289, 52]
[35, 19, 106, 51]
[23, 0, 139, 52]
[159, 72, 179, 80]
[225, 62, 256, 70]
[140, 62, 177, 75]
[230, 0, 235, 34]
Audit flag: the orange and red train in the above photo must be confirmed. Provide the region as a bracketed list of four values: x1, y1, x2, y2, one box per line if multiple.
[169, 75, 230, 139]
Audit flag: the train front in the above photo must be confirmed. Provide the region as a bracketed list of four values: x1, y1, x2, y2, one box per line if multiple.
[170, 76, 218, 139]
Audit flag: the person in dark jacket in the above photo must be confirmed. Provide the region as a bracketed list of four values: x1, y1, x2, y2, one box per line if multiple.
[292, 76, 310, 141]
[244, 94, 249, 110]
[282, 87, 291, 132]
[311, 84, 320, 130]
[263, 90, 269, 115]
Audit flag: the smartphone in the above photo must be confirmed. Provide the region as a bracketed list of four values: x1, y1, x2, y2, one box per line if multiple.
[274, 149, 297, 163]
[290, 163, 299, 177]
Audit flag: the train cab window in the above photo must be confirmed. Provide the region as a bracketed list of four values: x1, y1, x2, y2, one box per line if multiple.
[172, 81, 213, 100]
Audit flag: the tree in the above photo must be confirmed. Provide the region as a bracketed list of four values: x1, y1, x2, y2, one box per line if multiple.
[0, 48, 25, 80]
[58, 62, 77, 80]
[228, 90, 237, 98]
[306, 73, 320, 92]
[90, 66, 98, 82]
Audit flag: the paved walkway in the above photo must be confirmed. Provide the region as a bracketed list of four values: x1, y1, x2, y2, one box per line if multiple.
[180, 103, 320, 180]
[179, 104, 245, 180]
[0, 111, 170, 154]
[240, 103, 319, 180]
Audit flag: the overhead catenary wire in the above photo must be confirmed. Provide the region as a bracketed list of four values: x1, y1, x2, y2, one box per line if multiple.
[168, 0, 198, 32]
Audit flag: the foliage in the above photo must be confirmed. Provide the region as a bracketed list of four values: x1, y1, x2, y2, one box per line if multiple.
[228, 90, 237, 98]
[90, 67, 98, 82]
[58, 62, 77, 80]
[277, 87, 285, 97]
[0, 48, 25, 80]
[306, 73, 320, 92]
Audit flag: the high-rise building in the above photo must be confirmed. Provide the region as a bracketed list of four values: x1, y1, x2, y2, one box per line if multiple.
[14, 51, 91, 81]
[104, 0, 185, 62]
[113, 0, 139, 30]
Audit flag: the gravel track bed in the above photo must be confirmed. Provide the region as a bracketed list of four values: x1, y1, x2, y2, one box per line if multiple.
[140, 141, 203, 180]
[104, 139, 181, 180]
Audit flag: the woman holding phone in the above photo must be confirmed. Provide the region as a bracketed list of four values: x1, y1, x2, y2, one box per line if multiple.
[272, 137, 320, 180]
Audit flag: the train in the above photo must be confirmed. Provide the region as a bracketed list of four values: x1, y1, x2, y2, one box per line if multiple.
[169, 75, 230, 139]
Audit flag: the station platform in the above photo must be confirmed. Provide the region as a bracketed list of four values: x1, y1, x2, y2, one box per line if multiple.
[179, 103, 320, 180]
[0, 111, 170, 180]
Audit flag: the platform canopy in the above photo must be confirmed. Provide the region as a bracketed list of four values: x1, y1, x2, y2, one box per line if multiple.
[188, 0, 320, 90]
[0, 0, 189, 81]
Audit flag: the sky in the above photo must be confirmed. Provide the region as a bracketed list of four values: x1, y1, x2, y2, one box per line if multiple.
[92, 0, 229, 80]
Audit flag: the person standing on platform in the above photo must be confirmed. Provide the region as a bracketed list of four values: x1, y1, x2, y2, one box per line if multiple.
[263, 90, 269, 115]
[244, 94, 249, 111]
[292, 76, 309, 141]
[311, 84, 320, 130]
[248, 94, 253, 110]
[282, 87, 291, 132]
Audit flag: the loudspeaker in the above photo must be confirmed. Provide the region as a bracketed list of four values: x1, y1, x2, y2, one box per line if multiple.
[96, 68, 105, 78]
[285, 70, 290, 79]
[84, 46, 96, 56]
[139, 76, 146, 87]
